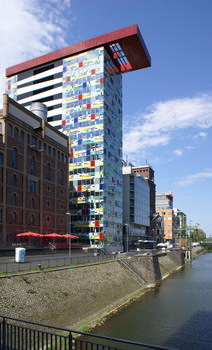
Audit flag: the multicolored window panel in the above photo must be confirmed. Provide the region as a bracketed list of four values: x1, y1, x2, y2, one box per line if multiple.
[62, 47, 122, 249]
[5, 76, 18, 100]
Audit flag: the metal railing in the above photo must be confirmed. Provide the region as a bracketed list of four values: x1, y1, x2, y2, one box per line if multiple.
[0, 253, 114, 274]
[0, 249, 182, 275]
[0, 315, 177, 350]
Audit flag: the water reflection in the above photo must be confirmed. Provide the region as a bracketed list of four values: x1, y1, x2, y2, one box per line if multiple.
[93, 253, 212, 349]
[165, 310, 212, 350]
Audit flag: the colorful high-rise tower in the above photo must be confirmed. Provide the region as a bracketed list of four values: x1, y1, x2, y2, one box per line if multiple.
[5, 25, 151, 251]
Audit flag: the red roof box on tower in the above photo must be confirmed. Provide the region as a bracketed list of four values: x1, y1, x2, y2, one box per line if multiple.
[6, 24, 151, 77]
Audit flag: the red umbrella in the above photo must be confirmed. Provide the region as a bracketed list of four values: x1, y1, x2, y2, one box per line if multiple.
[16, 232, 43, 238]
[44, 233, 62, 239]
[63, 234, 79, 239]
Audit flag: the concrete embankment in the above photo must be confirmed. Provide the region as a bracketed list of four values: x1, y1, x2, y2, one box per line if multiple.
[0, 250, 188, 331]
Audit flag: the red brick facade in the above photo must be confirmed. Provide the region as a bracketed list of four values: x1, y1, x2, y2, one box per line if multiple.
[0, 95, 70, 247]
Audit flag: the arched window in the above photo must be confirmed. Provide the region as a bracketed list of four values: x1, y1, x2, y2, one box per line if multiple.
[20, 130, 24, 142]
[47, 163, 50, 180]
[12, 193, 16, 206]
[60, 169, 63, 185]
[31, 136, 37, 146]
[12, 174, 16, 187]
[30, 156, 35, 175]
[31, 198, 34, 209]
[30, 215, 34, 226]
[14, 127, 19, 139]
[12, 212, 16, 224]
[0, 153, 3, 165]
[8, 124, 12, 136]
[12, 148, 17, 169]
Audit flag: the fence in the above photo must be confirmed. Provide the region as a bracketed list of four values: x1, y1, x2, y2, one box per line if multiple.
[0, 252, 115, 274]
[0, 249, 183, 275]
[0, 315, 176, 350]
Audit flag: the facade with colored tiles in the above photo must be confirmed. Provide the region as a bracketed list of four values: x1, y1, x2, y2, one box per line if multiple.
[5, 25, 151, 250]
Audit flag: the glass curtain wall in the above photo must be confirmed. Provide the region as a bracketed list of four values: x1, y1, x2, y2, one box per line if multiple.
[62, 47, 122, 250]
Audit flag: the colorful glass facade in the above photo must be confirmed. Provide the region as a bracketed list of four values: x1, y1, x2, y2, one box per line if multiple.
[62, 47, 122, 248]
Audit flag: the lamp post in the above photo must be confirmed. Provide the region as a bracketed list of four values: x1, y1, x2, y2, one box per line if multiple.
[66, 212, 71, 258]
[125, 224, 129, 253]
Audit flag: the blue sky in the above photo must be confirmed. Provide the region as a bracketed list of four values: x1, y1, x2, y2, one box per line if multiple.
[0, 0, 212, 235]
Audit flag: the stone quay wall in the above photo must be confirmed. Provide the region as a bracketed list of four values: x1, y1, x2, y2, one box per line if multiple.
[0, 250, 185, 331]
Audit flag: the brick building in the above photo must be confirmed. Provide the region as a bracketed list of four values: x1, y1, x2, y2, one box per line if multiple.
[0, 95, 70, 247]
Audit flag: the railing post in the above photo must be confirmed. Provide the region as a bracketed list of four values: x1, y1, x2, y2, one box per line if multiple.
[2, 317, 6, 350]
[68, 331, 72, 350]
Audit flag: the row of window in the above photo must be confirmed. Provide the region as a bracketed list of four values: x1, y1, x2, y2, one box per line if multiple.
[70, 225, 102, 234]
[71, 215, 103, 223]
[30, 157, 64, 184]
[10, 149, 64, 184]
[70, 202, 102, 210]
[70, 166, 103, 175]
[134, 169, 149, 173]
[9, 212, 65, 225]
[9, 194, 35, 208]
[0, 173, 64, 194]
[71, 190, 103, 198]
[8, 195, 65, 210]
[7, 124, 68, 163]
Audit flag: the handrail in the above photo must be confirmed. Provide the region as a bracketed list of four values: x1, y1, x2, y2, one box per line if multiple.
[0, 314, 177, 350]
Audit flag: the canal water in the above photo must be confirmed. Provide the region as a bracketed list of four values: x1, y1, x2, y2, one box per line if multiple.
[93, 252, 212, 350]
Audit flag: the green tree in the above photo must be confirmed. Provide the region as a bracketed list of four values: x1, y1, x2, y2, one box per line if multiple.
[190, 226, 206, 242]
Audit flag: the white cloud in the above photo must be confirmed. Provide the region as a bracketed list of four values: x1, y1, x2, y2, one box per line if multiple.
[173, 149, 183, 157]
[199, 131, 207, 138]
[186, 145, 196, 150]
[124, 92, 212, 155]
[176, 169, 212, 186]
[193, 131, 207, 140]
[0, 0, 72, 107]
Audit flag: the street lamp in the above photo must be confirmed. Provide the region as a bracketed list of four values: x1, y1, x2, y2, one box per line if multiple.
[125, 224, 129, 253]
[66, 212, 71, 258]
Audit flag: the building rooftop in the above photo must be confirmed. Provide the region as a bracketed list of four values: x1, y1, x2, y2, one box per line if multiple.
[1, 94, 69, 149]
[156, 193, 173, 198]
[6, 24, 151, 77]
[132, 164, 154, 171]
